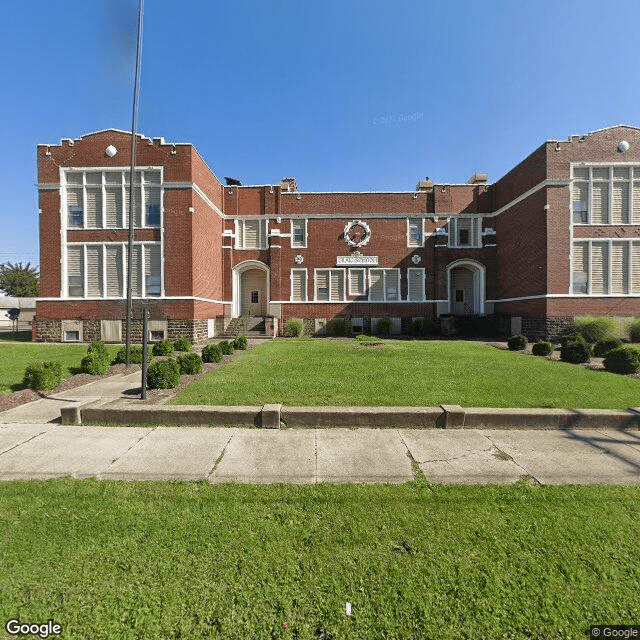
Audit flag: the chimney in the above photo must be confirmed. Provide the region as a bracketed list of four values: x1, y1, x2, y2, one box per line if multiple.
[280, 177, 298, 192]
[416, 177, 433, 191]
[466, 172, 488, 185]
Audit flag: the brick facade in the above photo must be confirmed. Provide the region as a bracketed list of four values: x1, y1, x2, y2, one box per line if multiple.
[35, 126, 640, 343]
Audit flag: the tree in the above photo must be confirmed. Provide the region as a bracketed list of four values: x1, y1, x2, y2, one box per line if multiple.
[0, 262, 39, 297]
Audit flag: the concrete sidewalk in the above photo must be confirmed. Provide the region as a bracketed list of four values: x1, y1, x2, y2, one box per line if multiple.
[0, 423, 639, 484]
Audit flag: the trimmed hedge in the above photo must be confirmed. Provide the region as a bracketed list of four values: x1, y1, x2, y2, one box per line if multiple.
[560, 334, 591, 364]
[507, 335, 528, 351]
[81, 351, 111, 375]
[177, 352, 203, 375]
[603, 346, 640, 375]
[573, 316, 618, 343]
[375, 318, 392, 337]
[627, 319, 640, 343]
[201, 343, 223, 363]
[233, 335, 248, 350]
[23, 361, 64, 391]
[326, 318, 349, 337]
[532, 341, 553, 357]
[412, 318, 437, 337]
[594, 338, 623, 358]
[152, 340, 175, 356]
[218, 340, 234, 356]
[173, 337, 192, 352]
[113, 345, 145, 365]
[147, 359, 181, 389]
[284, 318, 304, 337]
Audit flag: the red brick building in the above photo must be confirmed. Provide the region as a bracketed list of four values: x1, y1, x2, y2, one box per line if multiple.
[34, 125, 640, 342]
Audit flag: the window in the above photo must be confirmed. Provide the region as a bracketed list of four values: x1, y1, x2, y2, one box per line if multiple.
[407, 268, 425, 302]
[291, 269, 307, 302]
[64, 331, 80, 342]
[64, 169, 162, 230]
[369, 269, 401, 301]
[251, 290, 259, 304]
[455, 290, 464, 302]
[449, 217, 481, 247]
[236, 219, 267, 249]
[291, 219, 306, 247]
[315, 269, 345, 301]
[66, 243, 161, 298]
[150, 330, 165, 342]
[408, 219, 423, 247]
[348, 269, 366, 296]
[572, 240, 640, 294]
[572, 165, 640, 225]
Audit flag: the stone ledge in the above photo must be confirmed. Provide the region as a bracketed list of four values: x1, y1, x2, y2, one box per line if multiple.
[62, 402, 640, 431]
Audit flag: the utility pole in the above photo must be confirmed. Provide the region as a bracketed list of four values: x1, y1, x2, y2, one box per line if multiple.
[125, 0, 145, 367]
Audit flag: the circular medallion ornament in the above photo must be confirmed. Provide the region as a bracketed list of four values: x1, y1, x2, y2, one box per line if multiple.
[294, 255, 304, 264]
[344, 220, 372, 248]
[412, 255, 421, 264]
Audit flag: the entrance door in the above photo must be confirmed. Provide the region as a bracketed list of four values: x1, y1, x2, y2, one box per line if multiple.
[450, 266, 474, 314]
[240, 269, 267, 315]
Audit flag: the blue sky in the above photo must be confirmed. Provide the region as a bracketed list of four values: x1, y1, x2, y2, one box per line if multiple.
[2, 0, 640, 268]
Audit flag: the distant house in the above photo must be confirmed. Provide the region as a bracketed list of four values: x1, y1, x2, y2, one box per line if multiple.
[34, 125, 640, 342]
[0, 296, 36, 330]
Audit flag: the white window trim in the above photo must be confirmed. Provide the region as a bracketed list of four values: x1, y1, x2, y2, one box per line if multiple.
[62, 167, 163, 231]
[235, 218, 269, 250]
[447, 217, 482, 248]
[407, 267, 426, 302]
[407, 218, 425, 247]
[348, 268, 367, 296]
[368, 268, 401, 302]
[290, 268, 307, 302]
[314, 268, 346, 302]
[570, 164, 640, 226]
[290, 218, 307, 248]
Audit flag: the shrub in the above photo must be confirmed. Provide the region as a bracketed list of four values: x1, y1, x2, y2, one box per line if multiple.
[603, 346, 640, 375]
[560, 333, 591, 364]
[594, 338, 623, 358]
[573, 316, 618, 343]
[218, 340, 235, 355]
[113, 345, 145, 365]
[152, 340, 174, 356]
[87, 340, 108, 356]
[626, 319, 640, 343]
[23, 361, 64, 391]
[201, 343, 223, 363]
[173, 337, 192, 352]
[284, 318, 305, 337]
[375, 317, 392, 337]
[412, 318, 437, 337]
[146, 358, 181, 389]
[233, 335, 248, 350]
[532, 341, 553, 357]
[326, 318, 349, 337]
[355, 334, 382, 345]
[81, 350, 111, 375]
[177, 352, 203, 375]
[507, 335, 528, 351]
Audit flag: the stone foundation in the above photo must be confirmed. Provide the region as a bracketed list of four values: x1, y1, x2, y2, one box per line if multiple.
[521, 316, 574, 342]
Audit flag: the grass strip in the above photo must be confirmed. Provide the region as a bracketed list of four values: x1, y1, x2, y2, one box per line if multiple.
[0, 479, 638, 639]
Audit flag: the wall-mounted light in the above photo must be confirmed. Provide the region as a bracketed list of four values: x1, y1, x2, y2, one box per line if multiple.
[188, 207, 195, 213]
[171, 144, 177, 155]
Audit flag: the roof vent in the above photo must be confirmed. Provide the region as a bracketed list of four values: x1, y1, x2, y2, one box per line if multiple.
[280, 177, 298, 192]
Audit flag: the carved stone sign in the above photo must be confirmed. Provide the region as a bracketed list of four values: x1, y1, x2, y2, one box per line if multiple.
[336, 255, 379, 266]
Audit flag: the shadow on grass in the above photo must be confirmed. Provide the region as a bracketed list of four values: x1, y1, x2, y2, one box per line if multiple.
[0, 331, 32, 342]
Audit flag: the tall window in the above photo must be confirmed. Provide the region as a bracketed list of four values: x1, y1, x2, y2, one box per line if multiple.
[348, 269, 366, 296]
[407, 268, 426, 301]
[572, 165, 640, 225]
[64, 169, 162, 229]
[315, 269, 345, 301]
[407, 219, 423, 247]
[369, 269, 400, 301]
[291, 219, 307, 248]
[291, 269, 307, 301]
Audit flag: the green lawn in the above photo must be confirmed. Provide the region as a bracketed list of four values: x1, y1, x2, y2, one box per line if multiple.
[0, 479, 638, 639]
[172, 338, 640, 409]
[0, 339, 121, 395]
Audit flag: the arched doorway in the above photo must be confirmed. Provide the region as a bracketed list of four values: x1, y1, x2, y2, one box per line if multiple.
[232, 261, 269, 317]
[446, 260, 485, 315]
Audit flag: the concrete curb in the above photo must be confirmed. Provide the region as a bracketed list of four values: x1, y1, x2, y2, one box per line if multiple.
[60, 401, 640, 430]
